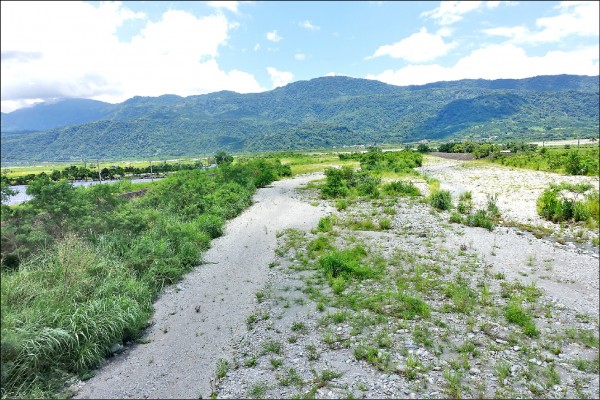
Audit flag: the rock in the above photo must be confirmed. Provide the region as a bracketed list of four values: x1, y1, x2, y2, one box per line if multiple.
[110, 343, 124, 354]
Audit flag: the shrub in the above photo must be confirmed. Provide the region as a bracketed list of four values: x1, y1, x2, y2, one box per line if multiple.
[383, 180, 421, 197]
[465, 209, 494, 231]
[429, 190, 452, 211]
[457, 191, 473, 214]
[537, 182, 597, 223]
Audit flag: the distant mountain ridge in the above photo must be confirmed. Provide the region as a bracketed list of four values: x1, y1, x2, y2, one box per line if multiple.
[1, 75, 598, 163]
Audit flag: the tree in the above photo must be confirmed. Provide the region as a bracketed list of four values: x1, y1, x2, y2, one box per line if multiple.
[214, 151, 233, 166]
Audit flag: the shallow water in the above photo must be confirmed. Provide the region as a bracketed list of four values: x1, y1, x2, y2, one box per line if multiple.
[5, 178, 162, 205]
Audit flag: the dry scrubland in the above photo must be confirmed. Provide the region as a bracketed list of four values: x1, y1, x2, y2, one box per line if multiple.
[74, 156, 599, 399]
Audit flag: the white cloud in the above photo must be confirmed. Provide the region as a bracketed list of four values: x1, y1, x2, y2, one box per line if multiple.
[254, 43, 260, 51]
[1, 2, 262, 112]
[267, 67, 293, 88]
[369, 28, 456, 63]
[421, 1, 483, 25]
[206, 1, 241, 13]
[421, 1, 506, 25]
[266, 30, 282, 42]
[484, 1, 599, 43]
[366, 43, 599, 86]
[299, 20, 320, 31]
[325, 72, 340, 77]
[295, 52, 306, 61]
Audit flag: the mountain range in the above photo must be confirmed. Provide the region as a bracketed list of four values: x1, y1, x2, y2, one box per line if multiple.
[1, 74, 598, 163]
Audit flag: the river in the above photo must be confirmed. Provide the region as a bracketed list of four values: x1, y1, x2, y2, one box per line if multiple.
[5, 178, 162, 205]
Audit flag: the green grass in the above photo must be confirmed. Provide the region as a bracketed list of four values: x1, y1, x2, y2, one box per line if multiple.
[429, 190, 452, 211]
[0, 159, 290, 398]
[354, 343, 394, 372]
[503, 297, 540, 337]
[261, 339, 284, 355]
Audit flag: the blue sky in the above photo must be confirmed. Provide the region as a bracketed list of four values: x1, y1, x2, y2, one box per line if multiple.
[1, 1, 598, 112]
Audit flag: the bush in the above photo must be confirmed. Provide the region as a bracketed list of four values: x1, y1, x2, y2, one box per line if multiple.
[429, 190, 452, 211]
[537, 182, 597, 223]
[457, 192, 473, 214]
[383, 181, 421, 197]
[465, 210, 494, 231]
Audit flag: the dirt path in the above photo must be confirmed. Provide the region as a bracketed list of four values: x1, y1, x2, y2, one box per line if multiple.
[75, 173, 331, 399]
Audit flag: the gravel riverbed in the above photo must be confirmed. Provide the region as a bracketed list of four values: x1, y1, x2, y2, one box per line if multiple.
[72, 158, 599, 399]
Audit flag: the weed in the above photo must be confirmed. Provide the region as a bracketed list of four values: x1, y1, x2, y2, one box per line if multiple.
[565, 328, 599, 349]
[404, 353, 423, 380]
[383, 206, 396, 215]
[379, 218, 392, 230]
[261, 339, 283, 355]
[306, 344, 320, 361]
[374, 329, 392, 349]
[504, 297, 540, 337]
[291, 321, 308, 334]
[317, 216, 333, 233]
[354, 343, 394, 372]
[243, 357, 257, 368]
[494, 361, 511, 384]
[270, 358, 283, 369]
[412, 325, 434, 349]
[216, 358, 229, 380]
[248, 381, 269, 399]
[573, 357, 600, 373]
[443, 368, 464, 399]
[277, 368, 304, 387]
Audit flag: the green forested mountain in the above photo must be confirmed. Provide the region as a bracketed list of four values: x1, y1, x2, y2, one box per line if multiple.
[1, 75, 598, 163]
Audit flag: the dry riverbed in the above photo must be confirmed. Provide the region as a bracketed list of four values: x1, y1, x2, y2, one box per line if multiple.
[72, 158, 599, 399]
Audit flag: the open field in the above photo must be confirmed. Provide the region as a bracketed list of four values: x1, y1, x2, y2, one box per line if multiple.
[529, 139, 598, 147]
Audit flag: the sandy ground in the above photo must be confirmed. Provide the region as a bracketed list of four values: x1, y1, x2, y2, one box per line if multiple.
[74, 173, 331, 399]
[416, 156, 600, 249]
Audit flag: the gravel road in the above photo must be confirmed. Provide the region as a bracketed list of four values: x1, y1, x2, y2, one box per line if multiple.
[74, 173, 331, 399]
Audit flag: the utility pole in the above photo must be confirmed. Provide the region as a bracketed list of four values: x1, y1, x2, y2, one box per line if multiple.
[150, 160, 153, 182]
[97, 160, 102, 182]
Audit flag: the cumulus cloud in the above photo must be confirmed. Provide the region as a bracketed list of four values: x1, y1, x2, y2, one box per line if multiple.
[294, 52, 306, 61]
[484, 1, 599, 43]
[299, 20, 320, 31]
[421, 1, 503, 25]
[0, 2, 262, 112]
[369, 28, 456, 63]
[366, 43, 599, 86]
[267, 67, 293, 88]
[266, 30, 282, 42]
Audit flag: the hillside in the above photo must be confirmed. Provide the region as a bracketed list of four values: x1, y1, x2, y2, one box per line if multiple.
[1, 75, 598, 163]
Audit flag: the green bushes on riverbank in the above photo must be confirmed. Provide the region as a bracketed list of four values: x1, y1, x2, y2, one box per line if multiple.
[0, 157, 290, 398]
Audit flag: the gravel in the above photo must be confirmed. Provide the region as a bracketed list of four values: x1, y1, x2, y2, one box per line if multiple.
[72, 158, 600, 399]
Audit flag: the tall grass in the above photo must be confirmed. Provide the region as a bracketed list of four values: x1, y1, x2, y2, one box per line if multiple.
[1, 158, 291, 398]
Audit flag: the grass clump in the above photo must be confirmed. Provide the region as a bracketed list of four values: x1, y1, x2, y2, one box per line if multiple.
[503, 297, 540, 337]
[429, 190, 452, 211]
[318, 245, 380, 284]
[354, 343, 394, 372]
